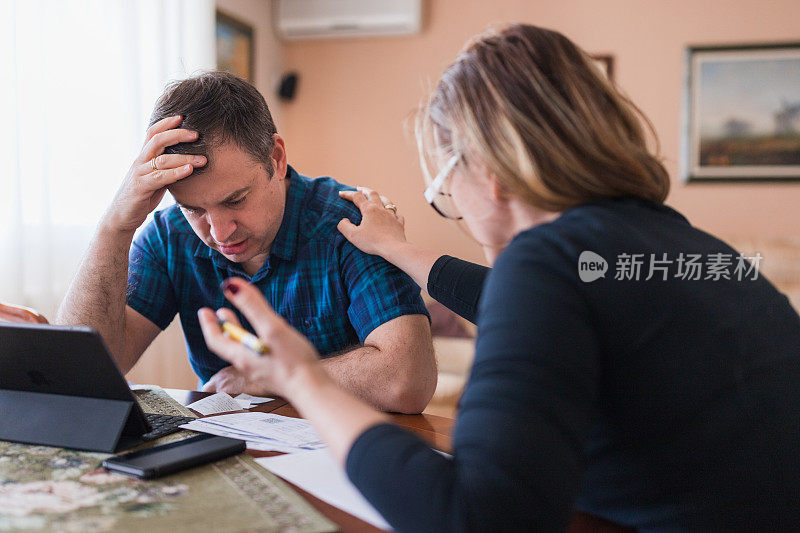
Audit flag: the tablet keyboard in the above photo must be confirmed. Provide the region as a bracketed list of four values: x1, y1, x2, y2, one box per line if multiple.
[142, 413, 196, 440]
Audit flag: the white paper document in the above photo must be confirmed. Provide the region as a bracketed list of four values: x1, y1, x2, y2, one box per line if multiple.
[128, 382, 156, 391]
[180, 412, 326, 453]
[256, 449, 392, 531]
[235, 393, 274, 405]
[178, 421, 302, 453]
[235, 398, 252, 409]
[244, 439, 317, 454]
[186, 392, 245, 415]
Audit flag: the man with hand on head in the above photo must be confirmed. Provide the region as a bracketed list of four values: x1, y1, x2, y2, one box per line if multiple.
[56, 71, 436, 414]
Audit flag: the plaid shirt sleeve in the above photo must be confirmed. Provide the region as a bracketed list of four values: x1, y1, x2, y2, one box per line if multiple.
[338, 237, 430, 342]
[126, 219, 179, 330]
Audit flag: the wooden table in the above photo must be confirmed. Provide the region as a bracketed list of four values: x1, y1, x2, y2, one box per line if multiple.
[165, 389, 454, 532]
[165, 389, 630, 533]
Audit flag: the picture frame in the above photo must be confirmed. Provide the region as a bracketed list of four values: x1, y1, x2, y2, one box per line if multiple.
[682, 42, 800, 182]
[216, 10, 254, 83]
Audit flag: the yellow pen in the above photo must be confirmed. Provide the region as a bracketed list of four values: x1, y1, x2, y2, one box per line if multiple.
[218, 318, 270, 355]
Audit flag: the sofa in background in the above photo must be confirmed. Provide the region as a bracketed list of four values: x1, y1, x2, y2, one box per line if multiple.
[423, 298, 476, 418]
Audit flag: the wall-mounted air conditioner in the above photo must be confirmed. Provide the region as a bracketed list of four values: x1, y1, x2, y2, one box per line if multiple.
[275, 0, 422, 40]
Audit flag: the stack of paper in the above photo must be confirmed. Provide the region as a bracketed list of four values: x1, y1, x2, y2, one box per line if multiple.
[235, 393, 274, 406]
[186, 392, 250, 415]
[181, 412, 326, 453]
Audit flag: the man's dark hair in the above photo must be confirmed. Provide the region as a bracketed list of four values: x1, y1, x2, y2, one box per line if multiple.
[149, 71, 278, 175]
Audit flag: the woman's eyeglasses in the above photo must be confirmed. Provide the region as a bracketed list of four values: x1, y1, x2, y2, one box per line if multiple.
[423, 155, 463, 220]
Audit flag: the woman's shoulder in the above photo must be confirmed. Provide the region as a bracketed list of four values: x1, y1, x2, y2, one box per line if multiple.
[486, 197, 696, 306]
[502, 197, 691, 266]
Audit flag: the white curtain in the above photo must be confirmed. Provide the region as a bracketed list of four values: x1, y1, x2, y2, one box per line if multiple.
[0, 0, 215, 319]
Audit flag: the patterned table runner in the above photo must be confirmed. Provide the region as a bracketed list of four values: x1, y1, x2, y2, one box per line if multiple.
[0, 387, 336, 532]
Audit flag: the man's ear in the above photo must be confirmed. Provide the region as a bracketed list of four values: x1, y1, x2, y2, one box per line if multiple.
[270, 133, 288, 180]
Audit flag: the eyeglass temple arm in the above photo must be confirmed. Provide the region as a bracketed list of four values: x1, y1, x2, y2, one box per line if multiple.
[423, 155, 460, 203]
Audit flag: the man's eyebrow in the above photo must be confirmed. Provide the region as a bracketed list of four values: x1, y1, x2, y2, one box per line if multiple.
[221, 187, 250, 203]
[176, 187, 251, 211]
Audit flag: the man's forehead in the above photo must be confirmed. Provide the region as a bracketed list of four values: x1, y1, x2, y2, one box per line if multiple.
[169, 143, 268, 206]
[205, 142, 266, 170]
[168, 168, 258, 206]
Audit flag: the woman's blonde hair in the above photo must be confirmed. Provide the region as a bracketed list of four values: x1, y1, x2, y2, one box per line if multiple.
[417, 24, 670, 212]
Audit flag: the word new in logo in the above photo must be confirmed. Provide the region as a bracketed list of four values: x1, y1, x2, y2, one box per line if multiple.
[578, 251, 608, 282]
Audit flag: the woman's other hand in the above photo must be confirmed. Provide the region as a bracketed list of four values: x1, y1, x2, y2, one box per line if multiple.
[339, 187, 444, 291]
[197, 277, 321, 399]
[337, 187, 407, 257]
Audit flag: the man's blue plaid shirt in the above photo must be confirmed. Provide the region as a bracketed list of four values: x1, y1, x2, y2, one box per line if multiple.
[127, 166, 429, 384]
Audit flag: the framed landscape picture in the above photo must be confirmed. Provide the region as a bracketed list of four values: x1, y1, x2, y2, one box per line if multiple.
[682, 42, 800, 182]
[216, 11, 254, 83]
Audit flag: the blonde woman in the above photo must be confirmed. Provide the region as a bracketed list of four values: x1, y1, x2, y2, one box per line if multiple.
[199, 24, 800, 531]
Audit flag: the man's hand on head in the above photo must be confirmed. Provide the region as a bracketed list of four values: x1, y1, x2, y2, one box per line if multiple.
[105, 115, 207, 233]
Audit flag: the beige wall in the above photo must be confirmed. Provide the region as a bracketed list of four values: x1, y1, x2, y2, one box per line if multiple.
[281, 0, 800, 265]
[126, 318, 196, 390]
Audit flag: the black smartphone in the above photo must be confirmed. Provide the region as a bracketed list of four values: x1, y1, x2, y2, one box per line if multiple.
[102, 434, 245, 479]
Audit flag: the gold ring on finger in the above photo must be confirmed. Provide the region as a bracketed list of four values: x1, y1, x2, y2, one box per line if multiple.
[151, 158, 159, 172]
[384, 203, 398, 214]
